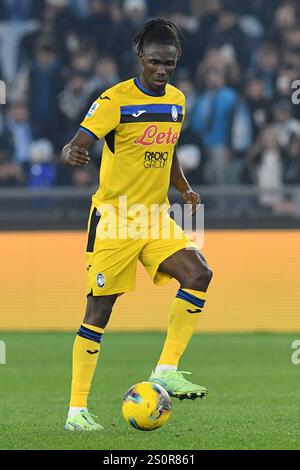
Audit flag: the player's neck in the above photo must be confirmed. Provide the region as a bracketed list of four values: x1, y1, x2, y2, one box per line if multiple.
[137, 75, 165, 96]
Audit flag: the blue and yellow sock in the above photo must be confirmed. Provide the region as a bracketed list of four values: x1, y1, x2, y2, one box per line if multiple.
[157, 288, 206, 367]
[69, 323, 104, 408]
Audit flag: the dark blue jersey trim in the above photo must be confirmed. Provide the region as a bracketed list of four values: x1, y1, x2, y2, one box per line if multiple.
[121, 104, 182, 114]
[134, 77, 166, 97]
[79, 126, 99, 140]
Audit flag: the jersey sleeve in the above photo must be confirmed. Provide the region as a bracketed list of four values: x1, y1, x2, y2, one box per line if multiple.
[80, 92, 120, 140]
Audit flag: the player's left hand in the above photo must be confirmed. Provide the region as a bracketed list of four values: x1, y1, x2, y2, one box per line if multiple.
[182, 189, 201, 215]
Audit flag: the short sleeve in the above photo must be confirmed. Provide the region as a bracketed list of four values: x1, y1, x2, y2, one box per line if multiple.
[80, 93, 120, 140]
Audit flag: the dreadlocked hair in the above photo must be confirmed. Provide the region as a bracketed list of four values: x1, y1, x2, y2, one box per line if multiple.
[133, 18, 183, 57]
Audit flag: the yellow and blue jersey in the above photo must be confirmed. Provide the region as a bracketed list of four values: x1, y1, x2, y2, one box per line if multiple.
[80, 77, 185, 217]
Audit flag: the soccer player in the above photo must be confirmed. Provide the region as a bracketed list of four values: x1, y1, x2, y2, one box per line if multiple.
[62, 18, 213, 431]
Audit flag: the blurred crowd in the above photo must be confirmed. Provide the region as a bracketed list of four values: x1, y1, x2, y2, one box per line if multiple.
[1, 0, 300, 214]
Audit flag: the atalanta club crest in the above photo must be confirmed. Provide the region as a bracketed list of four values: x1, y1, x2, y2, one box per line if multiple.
[171, 105, 178, 122]
[96, 273, 106, 288]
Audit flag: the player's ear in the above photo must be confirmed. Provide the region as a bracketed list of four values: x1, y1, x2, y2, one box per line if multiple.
[138, 52, 144, 66]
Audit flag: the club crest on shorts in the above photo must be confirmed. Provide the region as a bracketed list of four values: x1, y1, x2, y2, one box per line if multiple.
[171, 105, 178, 122]
[96, 272, 105, 288]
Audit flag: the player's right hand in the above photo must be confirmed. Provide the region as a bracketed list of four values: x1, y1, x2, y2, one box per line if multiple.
[63, 145, 90, 167]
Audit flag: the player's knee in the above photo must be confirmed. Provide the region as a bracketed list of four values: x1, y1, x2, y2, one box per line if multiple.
[186, 265, 213, 290]
[205, 267, 213, 284]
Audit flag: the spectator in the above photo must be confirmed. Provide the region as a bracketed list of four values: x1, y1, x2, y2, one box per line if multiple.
[27, 139, 56, 188]
[47, 0, 76, 46]
[196, 45, 240, 88]
[70, 47, 97, 75]
[59, 70, 98, 139]
[249, 126, 285, 210]
[0, 0, 43, 21]
[247, 0, 282, 32]
[4, 101, 33, 166]
[89, 57, 120, 96]
[268, 1, 299, 45]
[243, 75, 270, 141]
[109, 1, 124, 27]
[123, 0, 148, 28]
[190, 67, 239, 185]
[0, 0, 41, 83]
[271, 100, 300, 150]
[197, 0, 223, 47]
[0, 151, 25, 187]
[177, 144, 202, 186]
[71, 165, 98, 187]
[79, 0, 113, 56]
[275, 66, 299, 101]
[110, 0, 148, 77]
[275, 65, 300, 119]
[282, 24, 300, 53]
[253, 43, 279, 98]
[15, 37, 64, 149]
[209, 6, 250, 69]
[284, 137, 300, 184]
[168, 12, 202, 73]
[231, 97, 253, 162]
[175, 72, 197, 116]
[175, 72, 204, 185]
[280, 25, 300, 69]
[18, 6, 58, 69]
[69, 0, 90, 19]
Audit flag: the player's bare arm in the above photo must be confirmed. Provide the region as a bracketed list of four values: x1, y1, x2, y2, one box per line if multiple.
[61, 130, 93, 167]
[170, 150, 201, 214]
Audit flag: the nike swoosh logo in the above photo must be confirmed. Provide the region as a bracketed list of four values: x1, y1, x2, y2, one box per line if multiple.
[99, 95, 110, 100]
[86, 349, 99, 354]
[187, 308, 202, 314]
[132, 110, 146, 117]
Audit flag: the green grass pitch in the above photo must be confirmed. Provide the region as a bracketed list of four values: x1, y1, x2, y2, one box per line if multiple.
[0, 332, 299, 450]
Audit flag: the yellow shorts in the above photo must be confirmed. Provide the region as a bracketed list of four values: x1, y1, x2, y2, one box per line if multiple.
[86, 204, 199, 296]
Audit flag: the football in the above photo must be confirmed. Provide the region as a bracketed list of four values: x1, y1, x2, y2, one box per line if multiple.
[122, 381, 171, 431]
